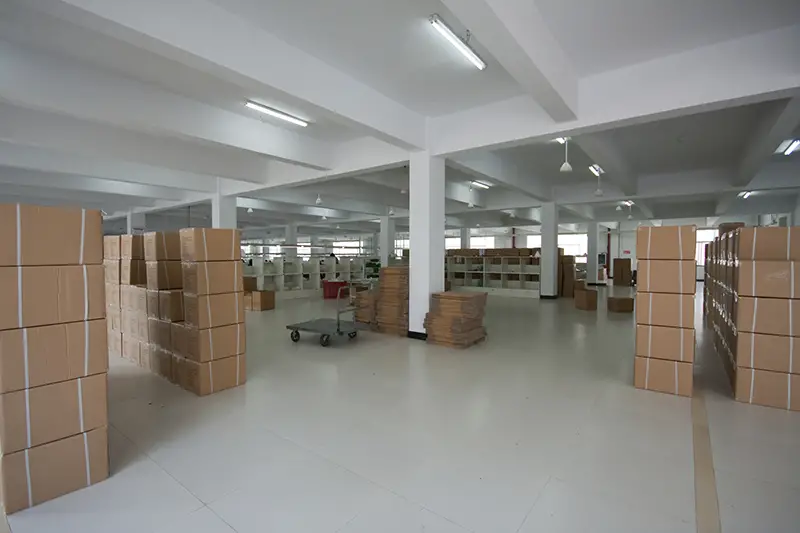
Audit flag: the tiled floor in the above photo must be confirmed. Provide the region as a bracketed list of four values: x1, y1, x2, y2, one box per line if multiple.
[7, 287, 800, 532]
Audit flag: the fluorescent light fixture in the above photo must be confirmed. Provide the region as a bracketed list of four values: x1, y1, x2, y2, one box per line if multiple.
[785, 140, 800, 156]
[589, 164, 605, 177]
[471, 180, 491, 189]
[742, 191, 752, 199]
[623, 200, 634, 207]
[245, 101, 308, 127]
[555, 137, 567, 144]
[429, 14, 486, 70]
[775, 139, 794, 154]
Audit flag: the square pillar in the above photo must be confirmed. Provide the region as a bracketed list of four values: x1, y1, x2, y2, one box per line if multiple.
[540, 203, 559, 298]
[379, 216, 396, 266]
[586, 222, 599, 285]
[285, 223, 297, 258]
[460, 227, 470, 249]
[409, 152, 446, 336]
[126, 211, 146, 234]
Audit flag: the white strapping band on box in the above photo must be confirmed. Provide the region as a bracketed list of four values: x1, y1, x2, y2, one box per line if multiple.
[201, 229, 215, 393]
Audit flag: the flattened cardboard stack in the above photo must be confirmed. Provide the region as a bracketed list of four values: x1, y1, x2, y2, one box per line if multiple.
[634, 226, 697, 397]
[424, 292, 487, 348]
[706, 227, 800, 411]
[177, 229, 246, 396]
[0, 204, 109, 513]
[613, 258, 632, 286]
[353, 289, 377, 327]
[375, 267, 409, 336]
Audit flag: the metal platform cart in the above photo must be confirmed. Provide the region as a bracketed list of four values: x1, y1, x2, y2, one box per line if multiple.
[286, 281, 373, 346]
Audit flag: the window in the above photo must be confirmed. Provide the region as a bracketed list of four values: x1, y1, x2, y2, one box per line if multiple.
[526, 234, 588, 257]
[527, 235, 542, 249]
[446, 237, 462, 249]
[470, 236, 495, 249]
[695, 229, 718, 266]
[333, 241, 362, 257]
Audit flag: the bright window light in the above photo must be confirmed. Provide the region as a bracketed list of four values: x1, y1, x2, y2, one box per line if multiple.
[785, 140, 800, 156]
[471, 181, 491, 189]
[429, 14, 486, 71]
[589, 164, 604, 177]
[245, 101, 308, 127]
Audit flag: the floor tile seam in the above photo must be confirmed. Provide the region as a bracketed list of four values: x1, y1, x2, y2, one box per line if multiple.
[260, 426, 476, 532]
[109, 422, 207, 511]
[513, 476, 552, 533]
[203, 504, 240, 533]
[710, 465, 800, 492]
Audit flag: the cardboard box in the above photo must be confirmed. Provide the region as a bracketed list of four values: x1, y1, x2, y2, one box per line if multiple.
[574, 280, 586, 292]
[145, 289, 160, 319]
[243, 276, 258, 292]
[120, 285, 148, 313]
[561, 266, 576, 298]
[103, 260, 120, 284]
[149, 346, 173, 380]
[145, 261, 182, 290]
[613, 258, 632, 286]
[107, 308, 121, 332]
[736, 332, 799, 374]
[0, 374, 107, 454]
[181, 323, 246, 362]
[143, 232, 181, 261]
[121, 335, 140, 364]
[138, 342, 152, 371]
[636, 293, 694, 329]
[183, 292, 245, 329]
[634, 356, 693, 397]
[0, 266, 105, 331]
[179, 228, 242, 262]
[182, 261, 243, 295]
[560, 255, 576, 264]
[104, 283, 120, 309]
[736, 227, 800, 260]
[737, 297, 800, 336]
[174, 354, 246, 396]
[120, 259, 146, 285]
[0, 426, 108, 514]
[171, 322, 188, 357]
[636, 226, 697, 260]
[608, 296, 634, 313]
[736, 261, 799, 299]
[574, 289, 597, 311]
[246, 291, 275, 311]
[103, 236, 121, 260]
[159, 289, 184, 322]
[0, 204, 103, 267]
[0, 320, 108, 394]
[735, 368, 800, 411]
[637, 260, 695, 294]
[718, 222, 745, 236]
[120, 235, 144, 260]
[635, 325, 695, 363]
[147, 318, 172, 351]
[108, 330, 122, 359]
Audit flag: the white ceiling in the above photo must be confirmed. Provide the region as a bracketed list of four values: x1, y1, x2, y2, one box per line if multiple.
[207, 0, 524, 116]
[535, 0, 800, 75]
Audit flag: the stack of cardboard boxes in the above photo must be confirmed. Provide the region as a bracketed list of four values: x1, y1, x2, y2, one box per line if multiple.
[375, 266, 409, 336]
[104, 235, 146, 366]
[634, 226, 697, 397]
[560, 255, 577, 298]
[0, 204, 109, 513]
[613, 258, 632, 286]
[174, 229, 246, 396]
[707, 227, 800, 411]
[424, 292, 487, 348]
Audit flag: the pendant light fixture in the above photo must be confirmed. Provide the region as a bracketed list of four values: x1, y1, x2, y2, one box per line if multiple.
[560, 139, 572, 173]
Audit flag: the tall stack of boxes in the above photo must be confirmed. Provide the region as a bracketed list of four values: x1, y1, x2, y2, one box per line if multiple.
[707, 227, 800, 411]
[116, 235, 152, 368]
[142, 232, 182, 379]
[634, 226, 697, 397]
[175, 228, 246, 396]
[0, 204, 109, 513]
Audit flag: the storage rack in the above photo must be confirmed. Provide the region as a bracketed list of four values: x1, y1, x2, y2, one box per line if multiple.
[446, 255, 541, 298]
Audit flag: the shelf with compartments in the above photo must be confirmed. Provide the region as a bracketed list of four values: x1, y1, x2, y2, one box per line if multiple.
[445, 256, 540, 298]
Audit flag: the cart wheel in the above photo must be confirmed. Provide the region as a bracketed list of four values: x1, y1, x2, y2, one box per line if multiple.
[320, 334, 331, 347]
[348, 331, 358, 340]
[290, 330, 300, 342]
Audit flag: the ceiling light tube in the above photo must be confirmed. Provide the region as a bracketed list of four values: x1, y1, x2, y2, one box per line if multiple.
[471, 180, 491, 189]
[785, 140, 800, 156]
[742, 191, 752, 199]
[555, 137, 567, 144]
[245, 101, 308, 127]
[589, 164, 604, 177]
[429, 14, 486, 71]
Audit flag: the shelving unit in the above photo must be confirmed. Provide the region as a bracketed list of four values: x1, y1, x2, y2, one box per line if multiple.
[446, 256, 540, 298]
[243, 254, 369, 300]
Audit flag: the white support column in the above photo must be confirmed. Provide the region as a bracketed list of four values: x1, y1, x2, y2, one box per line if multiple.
[285, 223, 297, 258]
[586, 222, 599, 285]
[371, 232, 380, 256]
[126, 210, 146, 234]
[379, 216, 396, 266]
[540, 202, 559, 298]
[409, 151, 446, 336]
[460, 227, 470, 249]
[310, 235, 321, 255]
[211, 179, 237, 229]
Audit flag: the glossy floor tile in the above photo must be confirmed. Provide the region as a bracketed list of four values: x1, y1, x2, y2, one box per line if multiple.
[8, 287, 800, 532]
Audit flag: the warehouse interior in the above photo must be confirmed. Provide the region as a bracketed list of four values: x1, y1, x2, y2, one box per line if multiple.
[1, 0, 800, 532]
